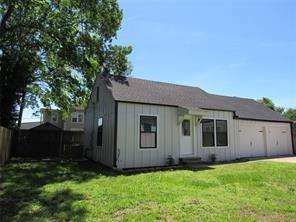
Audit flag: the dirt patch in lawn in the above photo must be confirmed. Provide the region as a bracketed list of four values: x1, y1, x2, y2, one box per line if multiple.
[238, 208, 295, 222]
[112, 202, 160, 218]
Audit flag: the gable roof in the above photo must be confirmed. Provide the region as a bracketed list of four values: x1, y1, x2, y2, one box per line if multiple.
[30, 122, 62, 131]
[103, 76, 290, 123]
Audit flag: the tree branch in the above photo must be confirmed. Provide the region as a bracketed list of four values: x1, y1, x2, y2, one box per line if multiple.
[0, 2, 14, 35]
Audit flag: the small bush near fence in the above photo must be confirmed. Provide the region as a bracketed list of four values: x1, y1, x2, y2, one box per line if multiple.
[0, 126, 13, 165]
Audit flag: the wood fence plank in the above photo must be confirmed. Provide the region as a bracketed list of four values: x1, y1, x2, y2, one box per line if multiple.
[0, 126, 13, 165]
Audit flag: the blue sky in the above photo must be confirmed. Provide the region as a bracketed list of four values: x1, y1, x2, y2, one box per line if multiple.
[22, 0, 295, 122]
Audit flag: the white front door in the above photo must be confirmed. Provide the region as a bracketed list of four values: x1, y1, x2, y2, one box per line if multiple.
[180, 118, 194, 156]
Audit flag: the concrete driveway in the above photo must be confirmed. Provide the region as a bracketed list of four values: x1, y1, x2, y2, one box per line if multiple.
[263, 156, 296, 163]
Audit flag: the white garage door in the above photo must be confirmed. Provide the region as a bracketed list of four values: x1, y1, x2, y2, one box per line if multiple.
[267, 126, 290, 156]
[239, 124, 266, 158]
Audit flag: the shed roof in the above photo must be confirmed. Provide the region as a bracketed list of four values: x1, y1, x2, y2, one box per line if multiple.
[104, 76, 290, 123]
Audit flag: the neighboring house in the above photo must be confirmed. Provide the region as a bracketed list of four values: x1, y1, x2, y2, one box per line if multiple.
[40, 108, 84, 131]
[84, 75, 294, 169]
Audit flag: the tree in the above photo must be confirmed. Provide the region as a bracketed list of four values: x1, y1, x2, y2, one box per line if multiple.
[0, 0, 132, 128]
[283, 108, 296, 121]
[258, 97, 296, 126]
[258, 97, 284, 114]
[258, 97, 276, 111]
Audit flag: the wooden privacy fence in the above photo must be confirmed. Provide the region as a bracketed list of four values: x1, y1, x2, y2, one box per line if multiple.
[0, 126, 13, 165]
[12, 130, 84, 158]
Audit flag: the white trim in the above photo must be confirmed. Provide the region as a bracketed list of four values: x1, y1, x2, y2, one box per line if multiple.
[138, 114, 159, 151]
[200, 117, 230, 149]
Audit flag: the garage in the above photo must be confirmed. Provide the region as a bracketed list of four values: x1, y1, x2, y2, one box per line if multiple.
[238, 120, 293, 158]
[239, 124, 266, 158]
[266, 126, 291, 156]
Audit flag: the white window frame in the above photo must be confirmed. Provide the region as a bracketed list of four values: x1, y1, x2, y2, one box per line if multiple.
[71, 112, 84, 123]
[201, 118, 229, 149]
[138, 114, 159, 150]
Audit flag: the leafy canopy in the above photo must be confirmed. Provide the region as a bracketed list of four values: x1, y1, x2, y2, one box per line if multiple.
[0, 0, 132, 127]
[258, 97, 296, 124]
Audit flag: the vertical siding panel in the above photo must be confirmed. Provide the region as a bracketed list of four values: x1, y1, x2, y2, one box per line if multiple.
[125, 104, 134, 168]
[134, 105, 142, 168]
[172, 108, 179, 163]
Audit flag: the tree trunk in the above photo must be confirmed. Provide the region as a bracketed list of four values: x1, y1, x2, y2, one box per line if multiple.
[17, 92, 26, 128]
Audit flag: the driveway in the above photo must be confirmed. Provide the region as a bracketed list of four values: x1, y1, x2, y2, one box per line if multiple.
[263, 156, 296, 163]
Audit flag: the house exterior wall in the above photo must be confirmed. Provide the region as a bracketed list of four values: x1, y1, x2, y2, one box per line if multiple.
[115, 103, 293, 169]
[84, 77, 115, 167]
[42, 109, 84, 131]
[195, 110, 238, 162]
[116, 102, 180, 169]
[63, 115, 84, 131]
[41, 110, 64, 129]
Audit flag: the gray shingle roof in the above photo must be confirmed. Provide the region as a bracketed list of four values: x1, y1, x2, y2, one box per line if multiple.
[105, 77, 290, 122]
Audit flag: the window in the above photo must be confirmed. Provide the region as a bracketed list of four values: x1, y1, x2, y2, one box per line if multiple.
[201, 119, 228, 147]
[71, 112, 84, 123]
[97, 117, 103, 146]
[96, 87, 100, 102]
[202, 119, 215, 147]
[51, 113, 58, 122]
[140, 116, 157, 149]
[182, 120, 191, 136]
[216, 120, 228, 146]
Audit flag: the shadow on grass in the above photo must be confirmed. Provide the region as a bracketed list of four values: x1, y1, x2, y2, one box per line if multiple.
[0, 158, 118, 222]
[0, 158, 214, 221]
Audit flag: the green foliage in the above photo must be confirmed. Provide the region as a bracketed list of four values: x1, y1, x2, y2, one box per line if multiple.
[258, 97, 296, 121]
[1, 160, 296, 221]
[284, 109, 296, 128]
[258, 97, 276, 110]
[0, 0, 132, 127]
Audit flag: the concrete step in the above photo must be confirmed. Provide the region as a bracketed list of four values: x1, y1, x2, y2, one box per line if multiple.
[179, 157, 202, 165]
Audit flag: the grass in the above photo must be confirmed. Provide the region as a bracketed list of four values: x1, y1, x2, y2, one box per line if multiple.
[0, 159, 296, 222]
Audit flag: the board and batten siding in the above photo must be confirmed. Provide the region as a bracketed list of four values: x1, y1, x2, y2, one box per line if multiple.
[195, 110, 238, 162]
[236, 120, 293, 157]
[84, 77, 115, 167]
[116, 102, 180, 169]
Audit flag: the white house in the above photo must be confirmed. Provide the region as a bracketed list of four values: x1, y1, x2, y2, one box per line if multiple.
[84, 75, 294, 169]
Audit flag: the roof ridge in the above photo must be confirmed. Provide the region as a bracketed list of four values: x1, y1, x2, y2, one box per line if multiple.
[127, 76, 207, 92]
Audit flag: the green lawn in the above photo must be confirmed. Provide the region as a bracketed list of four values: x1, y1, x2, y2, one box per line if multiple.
[0, 159, 296, 222]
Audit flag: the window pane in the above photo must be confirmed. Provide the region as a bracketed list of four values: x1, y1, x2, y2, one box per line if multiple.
[216, 120, 228, 146]
[202, 119, 214, 147]
[97, 117, 103, 146]
[182, 120, 190, 136]
[140, 132, 156, 148]
[140, 116, 157, 148]
[78, 113, 83, 123]
[140, 116, 157, 132]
